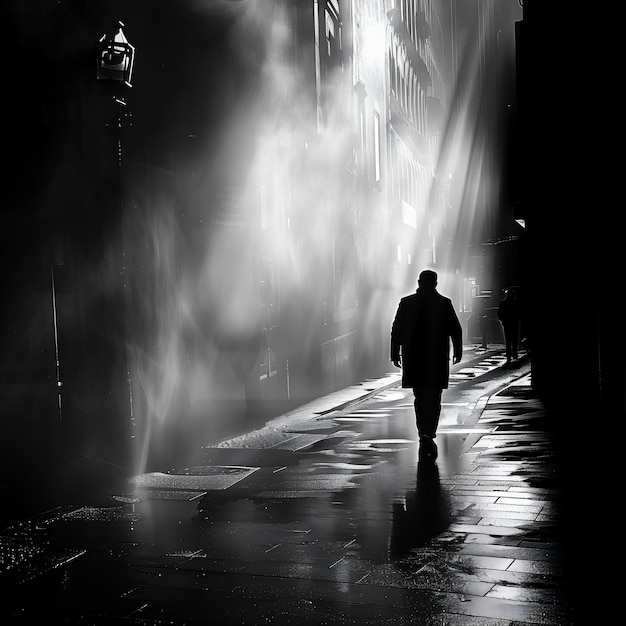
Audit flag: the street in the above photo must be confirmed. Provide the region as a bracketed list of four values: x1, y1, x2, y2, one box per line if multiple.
[1, 346, 573, 624]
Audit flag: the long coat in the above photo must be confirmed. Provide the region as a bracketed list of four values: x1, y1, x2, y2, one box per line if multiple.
[391, 289, 463, 389]
[497, 296, 521, 329]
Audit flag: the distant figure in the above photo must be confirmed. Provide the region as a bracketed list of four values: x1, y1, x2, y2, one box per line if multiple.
[498, 288, 521, 363]
[390, 270, 463, 460]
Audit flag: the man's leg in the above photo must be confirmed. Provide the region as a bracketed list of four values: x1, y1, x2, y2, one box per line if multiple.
[413, 387, 442, 438]
[511, 325, 519, 359]
[413, 387, 443, 459]
[504, 330, 512, 362]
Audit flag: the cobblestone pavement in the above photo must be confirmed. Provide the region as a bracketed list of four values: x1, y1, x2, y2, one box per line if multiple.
[0, 348, 574, 624]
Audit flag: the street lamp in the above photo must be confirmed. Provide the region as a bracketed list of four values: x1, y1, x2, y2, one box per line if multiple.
[97, 21, 135, 87]
[96, 20, 136, 464]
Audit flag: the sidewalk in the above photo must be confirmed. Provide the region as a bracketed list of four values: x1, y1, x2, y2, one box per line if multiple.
[0, 345, 576, 624]
[197, 353, 575, 624]
[0, 344, 502, 527]
[209, 343, 512, 450]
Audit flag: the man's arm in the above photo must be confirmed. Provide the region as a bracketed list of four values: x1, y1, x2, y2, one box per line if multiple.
[449, 301, 463, 364]
[390, 301, 403, 367]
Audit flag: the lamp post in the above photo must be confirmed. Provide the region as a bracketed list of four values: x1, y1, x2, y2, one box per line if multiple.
[97, 21, 136, 465]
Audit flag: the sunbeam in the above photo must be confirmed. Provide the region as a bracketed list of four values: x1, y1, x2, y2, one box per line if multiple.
[114, 0, 519, 473]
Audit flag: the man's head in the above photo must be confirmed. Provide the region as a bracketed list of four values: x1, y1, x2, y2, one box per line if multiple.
[418, 270, 437, 290]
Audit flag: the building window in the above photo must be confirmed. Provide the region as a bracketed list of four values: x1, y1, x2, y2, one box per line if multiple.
[325, 10, 336, 57]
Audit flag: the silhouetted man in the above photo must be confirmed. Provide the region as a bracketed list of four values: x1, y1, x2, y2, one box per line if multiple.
[497, 288, 521, 363]
[391, 270, 463, 460]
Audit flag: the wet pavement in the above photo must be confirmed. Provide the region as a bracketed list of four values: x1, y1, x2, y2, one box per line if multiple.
[0, 346, 575, 624]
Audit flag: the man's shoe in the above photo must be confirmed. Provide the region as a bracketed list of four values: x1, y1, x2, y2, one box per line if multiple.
[419, 436, 438, 460]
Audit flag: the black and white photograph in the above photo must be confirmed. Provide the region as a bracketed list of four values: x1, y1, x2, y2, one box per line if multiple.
[1, 1, 617, 623]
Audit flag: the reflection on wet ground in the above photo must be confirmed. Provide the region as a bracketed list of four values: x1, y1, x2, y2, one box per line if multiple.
[390, 461, 452, 557]
[0, 352, 574, 624]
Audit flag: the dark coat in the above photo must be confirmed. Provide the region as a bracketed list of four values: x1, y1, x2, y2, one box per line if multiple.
[391, 289, 463, 389]
[497, 297, 521, 328]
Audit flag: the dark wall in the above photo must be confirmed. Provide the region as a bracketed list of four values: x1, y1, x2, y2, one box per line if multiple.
[2, 1, 132, 463]
[515, 4, 623, 417]
[515, 4, 622, 616]
[0, 0, 275, 465]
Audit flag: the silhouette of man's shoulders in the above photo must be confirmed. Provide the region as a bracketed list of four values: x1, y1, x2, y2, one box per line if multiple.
[417, 290, 451, 304]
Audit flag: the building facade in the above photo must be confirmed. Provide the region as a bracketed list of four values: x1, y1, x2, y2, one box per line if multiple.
[4, 0, 507, 470]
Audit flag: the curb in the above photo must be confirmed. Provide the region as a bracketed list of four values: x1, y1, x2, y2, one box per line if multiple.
[211, 346, 511, 450]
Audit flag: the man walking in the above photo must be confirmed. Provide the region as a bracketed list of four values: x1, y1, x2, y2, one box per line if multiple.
[391, 270, 463, 460]
[497, 288, 521, 363]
